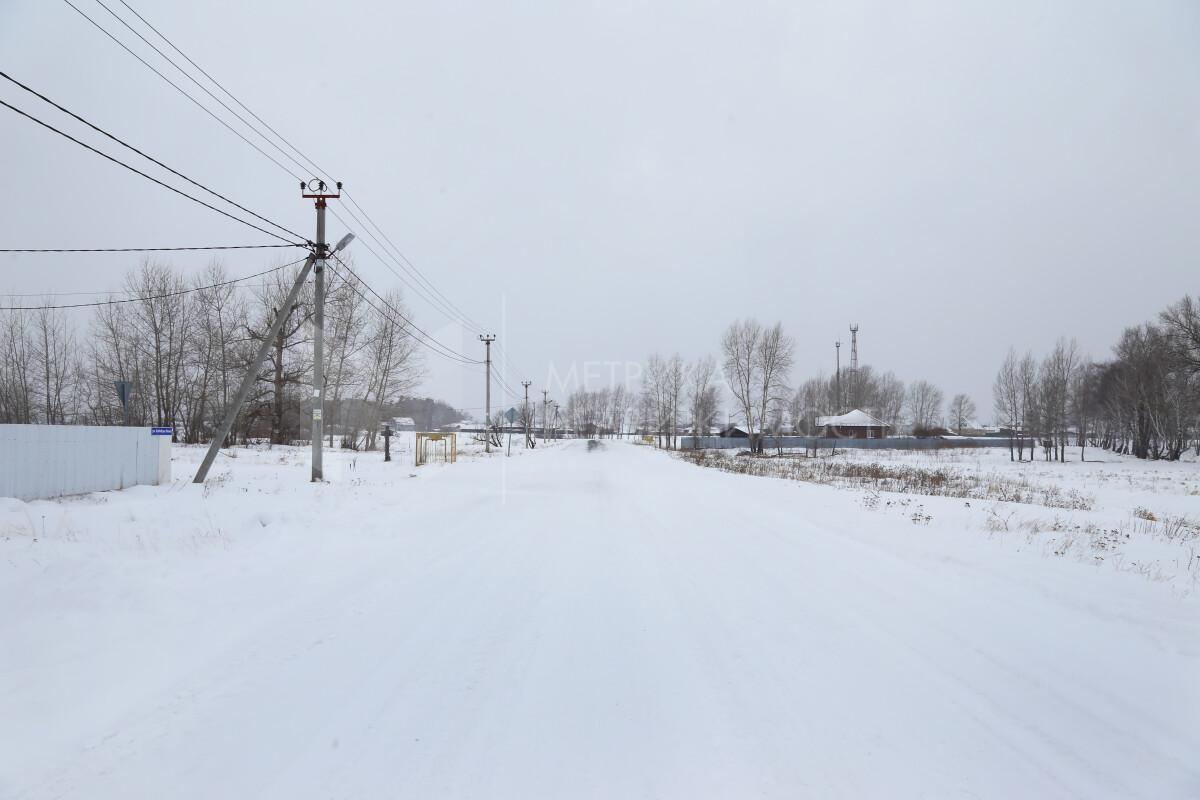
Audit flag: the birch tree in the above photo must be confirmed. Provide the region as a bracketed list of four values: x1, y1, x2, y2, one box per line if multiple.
[721, 319, 793, 454]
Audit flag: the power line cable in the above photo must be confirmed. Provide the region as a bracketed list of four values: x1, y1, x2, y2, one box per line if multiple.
[58, 0, 301, 180]
[0, 70, 306, 244]
[0, 257, 304, 311]
[90, 0, 315, 180]
[114, 0, 332, 182]
[0, 243, 300, 253]
[329, 255, 482, 366]
[328, 205, 481, 333]
[342, 190, 487, 332]
[65, 0, 532, 380]
[0, 98, 303, 245]
[73, 0, 518, 372]
[329, 254, 483, 366]
[2, 281, 278, 298]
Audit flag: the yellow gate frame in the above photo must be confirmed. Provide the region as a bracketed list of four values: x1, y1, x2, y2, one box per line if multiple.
[415, 432, 457, 466]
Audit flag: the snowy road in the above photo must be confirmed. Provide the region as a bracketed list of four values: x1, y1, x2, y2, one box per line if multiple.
[4, 441, 1198, 798]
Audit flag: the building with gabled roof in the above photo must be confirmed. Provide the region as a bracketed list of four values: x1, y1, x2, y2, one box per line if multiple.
[814, 409, 889, 439]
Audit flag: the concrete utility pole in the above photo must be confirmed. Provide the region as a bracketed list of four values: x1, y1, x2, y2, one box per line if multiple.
[522, 380, 532, 448]
[479, 334, 496, 453]
[304, 180, 342, 482]
[542, 389, 549, 442]
[193, 179, 353, 486]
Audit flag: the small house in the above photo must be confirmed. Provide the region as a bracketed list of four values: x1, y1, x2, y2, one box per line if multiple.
[814, 409, 889, 439]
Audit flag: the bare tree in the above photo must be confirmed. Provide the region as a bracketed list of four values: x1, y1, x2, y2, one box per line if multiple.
[688, 355, 719, 446]
[0, 310, 36, 423]
[188, 261, 250, 443]
[665, 354, 687, 449]
[31, 307, 76, 424]
[873, 372, 906, 431]
[948, 393, 976, 432]
[721, 319, 793, 454]
[124, 261, 194, 438]
[358, 290, 424, 450]
[1037, 338, 1079, 461]
[993, 348, 1021, 460]
[1017, 351, 1039, 461]
[905, 379, 945, 432]
[249, 263, 314, 445]
[323, 265, 370, 446]
[1160, 295, 1200, 373]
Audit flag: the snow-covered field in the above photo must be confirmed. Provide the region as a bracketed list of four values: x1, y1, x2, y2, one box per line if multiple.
[2, 439, 1198, 798]
[678, 445, 1200, 598]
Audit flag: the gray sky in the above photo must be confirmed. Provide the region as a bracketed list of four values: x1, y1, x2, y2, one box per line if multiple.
[2, 0, 1198, 420]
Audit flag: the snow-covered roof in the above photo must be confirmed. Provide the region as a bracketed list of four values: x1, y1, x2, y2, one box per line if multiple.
[391, 417, 415, 426]
[815, 409, 888, 428]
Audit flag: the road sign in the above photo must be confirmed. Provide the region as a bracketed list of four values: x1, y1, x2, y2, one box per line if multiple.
[505, 407, 519, 423]
[113, 381, 133, 407]
[151, 427, 172, 436]
[113, 381, 133, 425]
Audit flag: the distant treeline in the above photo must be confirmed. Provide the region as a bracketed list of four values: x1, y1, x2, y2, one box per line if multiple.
[993, 295, 1200, 462]
[0, 258, 463, 448]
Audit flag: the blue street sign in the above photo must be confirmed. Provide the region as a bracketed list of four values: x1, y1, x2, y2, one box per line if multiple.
[151, 427, 173, 436]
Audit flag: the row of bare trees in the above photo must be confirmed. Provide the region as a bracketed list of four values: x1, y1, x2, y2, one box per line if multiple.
[633, 320, 794, 453]
[0, 258, 425, 448]
[993, 340, 1081, 461]
[560, 386, 632, 440]
[632, 353, 722, 450]
[631, 319, 962, 450]
[992, 295, 1200, 462]
[790, 367, 960, 436]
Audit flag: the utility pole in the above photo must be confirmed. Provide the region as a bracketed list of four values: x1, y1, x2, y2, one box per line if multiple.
[835, 340, 842, 413]
[193, 179, 353, 485]
[542, 389, 549, 442]
[848, 323, 859, 409]
[479, 334, 495, 453]
[522, 380, 532, 448]
[303, 180, 340, 482]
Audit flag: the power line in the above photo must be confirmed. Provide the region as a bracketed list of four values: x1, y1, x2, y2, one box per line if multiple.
[2, 282, 278, 298]
[329, 255, 482, 366]
[90, 0, 314, 180]
[114, 0, 332, 182]
[61, 0, 534, 384]
[328, 205, 482, 334]
[0, 70, 306, 244]
[0, 258, 304, 311]
[342, 191, 487, 332]
[328, 255, 483, 366]
[58, 0, 302, 181]
[0, 97, 303, 245]
[68, 0, 526, 377]
[0, 243, 300, 253]
[89, 0, 491, 337]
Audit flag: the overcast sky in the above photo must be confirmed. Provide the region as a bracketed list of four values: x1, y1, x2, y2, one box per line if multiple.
[2, 0, 1198, 420]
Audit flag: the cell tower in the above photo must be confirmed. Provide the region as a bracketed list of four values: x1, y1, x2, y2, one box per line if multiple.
[849, 324, 859, 373]
[848, 324, 859, 408]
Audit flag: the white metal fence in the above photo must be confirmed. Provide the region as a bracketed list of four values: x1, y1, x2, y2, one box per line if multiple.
[0, 425, 171, 501]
